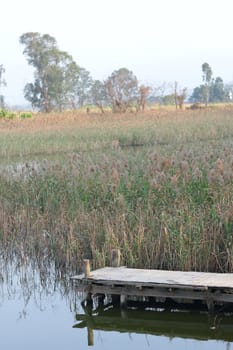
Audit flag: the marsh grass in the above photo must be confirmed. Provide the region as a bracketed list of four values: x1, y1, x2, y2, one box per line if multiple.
[1, 108, 233, 273]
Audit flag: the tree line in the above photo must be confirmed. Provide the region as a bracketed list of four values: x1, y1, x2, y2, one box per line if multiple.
[19, 32, 149, 113]
[0, 32, 232, 112]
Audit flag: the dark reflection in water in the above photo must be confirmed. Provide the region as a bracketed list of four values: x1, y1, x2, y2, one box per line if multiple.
[0, 256, 232, 350]
[74, 304, 233, 345]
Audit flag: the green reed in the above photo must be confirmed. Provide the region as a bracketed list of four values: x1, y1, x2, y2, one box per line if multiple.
[1, 109, 233, 273]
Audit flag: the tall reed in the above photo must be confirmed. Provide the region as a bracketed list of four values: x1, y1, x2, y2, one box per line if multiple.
[1, 108, 233, 273]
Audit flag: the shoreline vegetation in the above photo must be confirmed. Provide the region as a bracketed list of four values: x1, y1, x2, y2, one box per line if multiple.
[1, 107, 233, 274]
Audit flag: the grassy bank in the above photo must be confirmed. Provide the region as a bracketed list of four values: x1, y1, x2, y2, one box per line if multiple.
[1, 108, 233, 273]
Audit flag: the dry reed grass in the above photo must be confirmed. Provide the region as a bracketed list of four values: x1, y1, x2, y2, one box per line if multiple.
[1, 107, 233, 273]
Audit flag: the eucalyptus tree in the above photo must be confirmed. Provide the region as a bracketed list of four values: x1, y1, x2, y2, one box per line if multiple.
[210, 76, 226, 102]
[90, 80, 107, 113]
[20, 32, 81, 112]
[74, 68, 93, 107]
[105, 68, 138, 113]
[190, 68, 226, 104]
[202, 62, 213, 107]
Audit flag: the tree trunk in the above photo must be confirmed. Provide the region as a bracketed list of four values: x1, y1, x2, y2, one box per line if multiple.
[204, 84, 209, 108]
[42, 77, 50, 113]
[96, 103, 105, 114]
[174, 81, 178, 110]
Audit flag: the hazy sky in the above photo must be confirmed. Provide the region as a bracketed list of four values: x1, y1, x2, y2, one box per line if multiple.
[1, 0, 233, 105]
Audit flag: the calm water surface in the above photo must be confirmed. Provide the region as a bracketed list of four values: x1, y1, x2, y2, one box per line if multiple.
[0, 261, 232, 350]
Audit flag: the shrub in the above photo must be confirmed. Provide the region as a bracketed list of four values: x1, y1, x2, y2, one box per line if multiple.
[20, 112, 33, 119]
[0, 109, 7, 118]
[6, 112, 16, 119]
[0, 110, 16, 119]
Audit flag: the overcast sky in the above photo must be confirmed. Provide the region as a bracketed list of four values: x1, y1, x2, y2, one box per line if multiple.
[1, 0, 233, 105]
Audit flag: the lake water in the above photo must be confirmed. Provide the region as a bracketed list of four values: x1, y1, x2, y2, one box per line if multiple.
[0, 261, 233, 350]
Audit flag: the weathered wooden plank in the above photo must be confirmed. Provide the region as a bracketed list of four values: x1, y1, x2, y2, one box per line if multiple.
[75, 283, 233, 303]
[72, 267, 233, 290]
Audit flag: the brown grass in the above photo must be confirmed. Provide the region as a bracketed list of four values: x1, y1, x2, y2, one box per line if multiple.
[1, 107, 233, 274]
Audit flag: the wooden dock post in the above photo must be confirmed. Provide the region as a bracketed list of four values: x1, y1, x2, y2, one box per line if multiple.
[111, 249, 121, 306]
[120, 294, 127, 309]
[83, 259, 91, 278]
[82, 259, 93, 309]
[206, 297, 215, 313]
[87, 327, 94, 346]
[111, 249, 127, 308]
[95, 293, 105, 308]
[111, 249, 121, 267]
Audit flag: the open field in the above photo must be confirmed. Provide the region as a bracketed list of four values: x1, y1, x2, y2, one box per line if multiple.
[1, 108, 233, 273]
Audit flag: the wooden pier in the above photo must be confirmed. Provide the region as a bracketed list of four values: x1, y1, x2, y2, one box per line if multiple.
[71, 249, 233, 312]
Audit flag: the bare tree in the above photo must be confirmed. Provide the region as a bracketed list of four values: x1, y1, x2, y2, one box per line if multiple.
[151, 82, 174, 104]
[177, 88, 187, 109]
[175, 81, 187, 110]
[137, 85, 150, 111]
